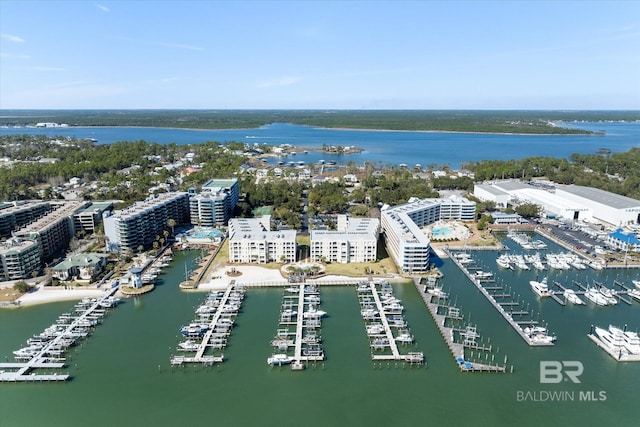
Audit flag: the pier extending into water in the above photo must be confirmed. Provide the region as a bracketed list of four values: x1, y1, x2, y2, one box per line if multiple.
[446, 248, 555, 346]
[0, 285, 121, 382]
[170, 284, 244, 366]
[414, 277, 507, 373]
[357, 280, 424, 365]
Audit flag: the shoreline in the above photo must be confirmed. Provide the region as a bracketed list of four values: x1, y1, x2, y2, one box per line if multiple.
[4, 123, 596, 137]
[3, 284, 108, 308]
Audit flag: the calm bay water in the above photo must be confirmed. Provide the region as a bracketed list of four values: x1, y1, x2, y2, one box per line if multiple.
[1, 237, 639, 426]
[1, 121, 640, 425]
[1, 121, 639, 168]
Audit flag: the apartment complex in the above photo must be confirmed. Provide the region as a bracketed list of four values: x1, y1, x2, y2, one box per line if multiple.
[73, 201, 114, 233]
[0, 237, 41, 281]
[310, 215, 380, 263]
[381, 196, 476, 273]
[189, 178, 239, 227]
[228, 216, 296, 263]
[13, 201, 87, 260]
[104, 192, 190, 253]
[0, 201, 53, 237]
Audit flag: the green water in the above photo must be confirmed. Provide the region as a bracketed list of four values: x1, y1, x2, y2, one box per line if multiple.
[1, 246, 639, 427]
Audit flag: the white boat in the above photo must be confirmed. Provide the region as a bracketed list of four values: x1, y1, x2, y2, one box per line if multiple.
[280, 309, 297, 318]
[178, 340, 200, 351]
[180, 323, 210, 337]
[524, 326, 556, 344]
[426, 286, 448, 299]
[584, 288, 609, 306]
[474, 271, 493, 279]
[609, 325, 640, 354]
[593, 325, 640, 354]
[496, 254, 512, 269]
[366, 324, 385, 335]
[563, 289, 585, 305]
[629, 289, 640, 302]
[589, 261, 604, 270]
[395, 331, 414, 344]
[530, 278, 551, 297]
[598, 287, 618, 305]
[633, 280, 640, 289]
[267, 354, 294, 365]
[532, 260, 546, 270]
[303, 307, 327, 318]
[196, 304, 218, 314]
[361, 308, 379, 320]
[382, 302, 404, 313]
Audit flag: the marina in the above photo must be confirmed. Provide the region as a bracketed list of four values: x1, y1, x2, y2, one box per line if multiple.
[170, 284, 245, 366]
[0, 285, 121, 382]
[588, 324, 640, 362]
[356, 280, 424, 364]
[268, 284, 325, 370]
[416, 276, 508, 372]
[446, 248, 556, 346]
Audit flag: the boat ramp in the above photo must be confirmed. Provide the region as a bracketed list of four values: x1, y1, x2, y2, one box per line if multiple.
[0, 286, 121, 382]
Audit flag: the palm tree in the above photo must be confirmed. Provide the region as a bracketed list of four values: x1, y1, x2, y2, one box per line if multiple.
[167, 218, 176, 235]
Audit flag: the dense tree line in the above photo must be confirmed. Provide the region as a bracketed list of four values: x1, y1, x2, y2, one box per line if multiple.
[3, 110, 634, 134]
[468, 148, 640, 199]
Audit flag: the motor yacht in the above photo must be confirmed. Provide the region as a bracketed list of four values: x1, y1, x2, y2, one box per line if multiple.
[563, 289, 585, 305]
[530, 277, 551, 297]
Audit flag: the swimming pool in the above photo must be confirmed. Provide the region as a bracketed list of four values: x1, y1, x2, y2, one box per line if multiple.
[431, 226, 454, 237]
[191, 230, 224, 239]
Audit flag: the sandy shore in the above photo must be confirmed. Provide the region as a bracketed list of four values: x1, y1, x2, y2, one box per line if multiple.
[12, 284, 106, 307]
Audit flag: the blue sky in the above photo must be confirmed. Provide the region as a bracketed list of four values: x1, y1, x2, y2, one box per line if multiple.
[1, 0, 639, 109]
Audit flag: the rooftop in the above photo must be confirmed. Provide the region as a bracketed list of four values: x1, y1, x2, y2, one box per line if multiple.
[559, 185, 640, 210]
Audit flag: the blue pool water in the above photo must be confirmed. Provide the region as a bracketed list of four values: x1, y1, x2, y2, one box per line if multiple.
[431, 226, 454, 237]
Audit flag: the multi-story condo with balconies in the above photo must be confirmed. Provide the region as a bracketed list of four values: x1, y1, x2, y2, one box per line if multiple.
[310, 215, 380, 264]
[381, 196, 476, 273]
[104, 192, 190, 253]
[12, 201, 87, 261]
[189, 178, 239, 227]
[0, 201, 53, 238]
[0, 237, 41, 281]
[228, 216, 296, 263]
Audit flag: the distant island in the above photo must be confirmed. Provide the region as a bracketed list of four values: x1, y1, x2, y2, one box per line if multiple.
[1, 110, 637, 135]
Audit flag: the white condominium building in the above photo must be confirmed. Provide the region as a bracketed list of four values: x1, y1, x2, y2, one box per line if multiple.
[104, 192, 190, 253]
[310, 215, 380, 264]
[381, 196, 476, 273]
[228, 216, 296, 263]
[0, 237, 41, 281]
[189, 178, 239, 227]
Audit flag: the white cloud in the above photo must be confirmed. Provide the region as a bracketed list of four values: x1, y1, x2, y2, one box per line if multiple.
[0, 52, 30, 59]
[95, 3, 110, 12]
[1, 33, 25, 43]
[16, 66, 65, 71]
[255, 76, 302, 89]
